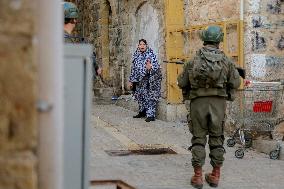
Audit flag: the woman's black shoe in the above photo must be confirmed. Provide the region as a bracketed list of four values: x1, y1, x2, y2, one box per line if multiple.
[145, 117, 155, 122]
[133, 112, 146, 118]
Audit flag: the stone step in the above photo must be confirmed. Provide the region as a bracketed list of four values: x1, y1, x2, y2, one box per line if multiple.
[93, 87, 116, 105]
[93, 88, 114, 98]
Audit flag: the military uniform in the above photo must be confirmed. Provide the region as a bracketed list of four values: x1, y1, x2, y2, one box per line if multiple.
[64, 31, 76, 43]
[178, 26, 241, 188]
[63, 2, 78, 44]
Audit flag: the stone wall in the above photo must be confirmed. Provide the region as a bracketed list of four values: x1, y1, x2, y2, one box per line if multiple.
[244, 0, 284, 134]
[185, 0, 284, 82]
[78, 0, 167, 97]
[185, 0, 284, 123]
[77, 0, 284, 122]
[184, 0, 240, 59]
[78, 0, 284, 94]
[245, 0, 284, 81]
[186, 0, 240, 25]
[0, 0, 38, 189]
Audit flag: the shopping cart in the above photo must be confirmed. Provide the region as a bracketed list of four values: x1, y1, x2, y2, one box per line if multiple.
[226, 81, 284, 159]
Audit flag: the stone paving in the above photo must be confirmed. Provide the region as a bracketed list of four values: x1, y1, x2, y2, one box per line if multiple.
[90, 104, 284, 189]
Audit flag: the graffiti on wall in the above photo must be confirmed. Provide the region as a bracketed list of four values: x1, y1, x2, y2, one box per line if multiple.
[251, 54, 284, 79]
[252, 16, 264, 28]
[252, 15, 284, 29]
[267, 0, 283, 14]
[252, 31, 267, 51]
[265, 56, 284, 68]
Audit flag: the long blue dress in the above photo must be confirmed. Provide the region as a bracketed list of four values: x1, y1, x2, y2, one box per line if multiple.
[129, 47, 162, 118]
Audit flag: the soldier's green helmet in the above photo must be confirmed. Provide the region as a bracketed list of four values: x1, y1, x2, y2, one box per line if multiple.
[63, 2, 79, 19]
[200, 25, 224, 43]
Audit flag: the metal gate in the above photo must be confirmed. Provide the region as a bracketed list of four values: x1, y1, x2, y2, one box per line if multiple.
[165, 0, 244, 103]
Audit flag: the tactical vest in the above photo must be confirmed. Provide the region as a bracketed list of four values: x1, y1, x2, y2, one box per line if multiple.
[188, 48, 229, 90]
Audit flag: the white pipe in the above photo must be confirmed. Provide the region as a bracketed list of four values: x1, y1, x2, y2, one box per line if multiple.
[122, 64, 125, 94]
[240, 0, 244, 21]
[38, 0, 64, 189]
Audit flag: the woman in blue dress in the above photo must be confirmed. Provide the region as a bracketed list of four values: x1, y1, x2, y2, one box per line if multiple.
[128, 39, 162, 122]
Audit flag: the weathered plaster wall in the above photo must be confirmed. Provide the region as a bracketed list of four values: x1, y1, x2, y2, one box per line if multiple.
[245, 0, 284, 81]
[130, 3, 160, 56]
[185, 0, 240, 58]
[186, 0, 240, 25]
[185, 0, 284, 82]
[0, 0, 38, 189]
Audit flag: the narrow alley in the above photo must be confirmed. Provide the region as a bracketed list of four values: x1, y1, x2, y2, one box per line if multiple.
[89, 103, 284, 189]
[1, 1, 284, 189]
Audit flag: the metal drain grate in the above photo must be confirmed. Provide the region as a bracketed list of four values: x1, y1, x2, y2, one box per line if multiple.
[105, 148, 177, 156]
[90, 180, 135, 189]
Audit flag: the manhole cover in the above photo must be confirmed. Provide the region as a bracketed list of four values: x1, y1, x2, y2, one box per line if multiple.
[105, 148, 177, 156]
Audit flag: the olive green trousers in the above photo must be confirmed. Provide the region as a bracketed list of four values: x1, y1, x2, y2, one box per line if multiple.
[188, 96, 226, 167]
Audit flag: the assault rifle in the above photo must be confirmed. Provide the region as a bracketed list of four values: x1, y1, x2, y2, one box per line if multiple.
[236, 67, 246, 79]
[163, 60, 246, 79]
[163, 60, 184, 64]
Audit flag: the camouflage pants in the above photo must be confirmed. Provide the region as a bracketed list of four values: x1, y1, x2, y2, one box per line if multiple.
[188, 96, 226, 168]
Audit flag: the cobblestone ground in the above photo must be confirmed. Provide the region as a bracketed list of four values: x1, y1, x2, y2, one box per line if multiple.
[89, 105, 284, 189]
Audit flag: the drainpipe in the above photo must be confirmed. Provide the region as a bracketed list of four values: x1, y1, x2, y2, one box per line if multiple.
[240, 0, 244, 21]
[239, 0, 244, 68]
[38, 0, 64, 189]
[121, 63, 125, 94]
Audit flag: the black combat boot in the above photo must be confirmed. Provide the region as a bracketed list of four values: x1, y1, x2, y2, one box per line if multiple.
[133, 110, 146, 118]
[145, 117, 155, 122]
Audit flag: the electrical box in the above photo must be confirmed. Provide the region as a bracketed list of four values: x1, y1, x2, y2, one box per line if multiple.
[64, 44, 93, 189]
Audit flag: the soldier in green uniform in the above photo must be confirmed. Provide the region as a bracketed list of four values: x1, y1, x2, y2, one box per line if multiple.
[63, 1, 79, 43]
[63, 2, 102, 77]
[177, 25, 241, 189]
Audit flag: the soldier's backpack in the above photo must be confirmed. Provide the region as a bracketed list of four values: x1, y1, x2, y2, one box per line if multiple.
[189, 48, 229, 89]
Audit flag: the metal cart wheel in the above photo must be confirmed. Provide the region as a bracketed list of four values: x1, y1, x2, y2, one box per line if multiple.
[227, 138, 236, 147]
[269, 150, 280, 160]
[235, 149, 244, 159]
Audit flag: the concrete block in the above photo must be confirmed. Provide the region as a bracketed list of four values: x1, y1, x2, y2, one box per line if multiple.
[176, 104, 187, 122]
[252, 139, 284, 160]
[165, 104, 177, 122]
[156, 99, 168, 121]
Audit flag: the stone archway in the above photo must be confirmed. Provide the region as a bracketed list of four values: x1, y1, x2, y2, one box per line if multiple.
[131, 2, 160, 54]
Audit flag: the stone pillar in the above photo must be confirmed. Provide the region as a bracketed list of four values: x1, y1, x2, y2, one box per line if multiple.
[0, 0, 38, 189]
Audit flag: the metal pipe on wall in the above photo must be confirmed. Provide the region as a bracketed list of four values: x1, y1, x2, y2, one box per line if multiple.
[38, 0, 64, 189]
[240, 0, 244, 21]
[239, 0, 244, 68]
